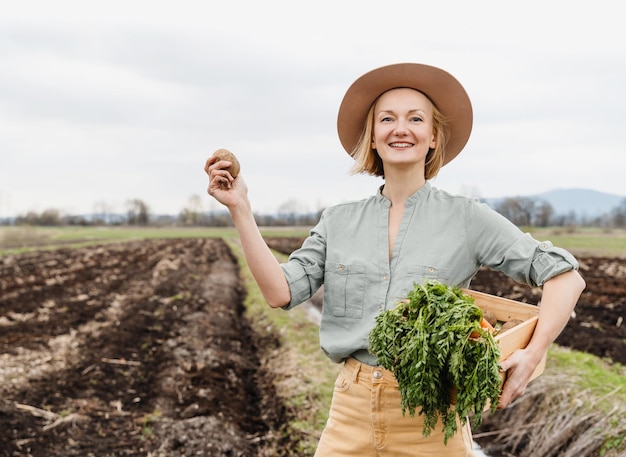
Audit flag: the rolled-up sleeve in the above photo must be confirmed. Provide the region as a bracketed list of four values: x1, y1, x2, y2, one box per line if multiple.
[280, 220, 327, 310]
[281, 258, 324, 309]
[529, 241, 579, 286]
[467, 200, 579, 287]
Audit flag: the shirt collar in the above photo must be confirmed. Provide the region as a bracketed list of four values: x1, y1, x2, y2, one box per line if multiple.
[376, 181, 432, 208]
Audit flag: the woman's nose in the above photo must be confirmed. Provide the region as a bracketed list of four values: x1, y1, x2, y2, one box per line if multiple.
[393, 121, 409, 135]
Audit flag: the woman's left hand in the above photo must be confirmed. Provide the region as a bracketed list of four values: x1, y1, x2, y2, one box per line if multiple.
[496, 347, 544, 409]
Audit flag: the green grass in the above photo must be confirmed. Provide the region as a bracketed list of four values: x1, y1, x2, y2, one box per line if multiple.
[527, 227, 626, 257]
[547, 345, 626, 409]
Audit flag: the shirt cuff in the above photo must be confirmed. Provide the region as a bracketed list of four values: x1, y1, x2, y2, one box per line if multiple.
[280, 261, 323, 310]
[530, 241, 579, 286]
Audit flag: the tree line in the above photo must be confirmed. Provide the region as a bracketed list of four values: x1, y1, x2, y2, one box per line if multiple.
[4, 195, 626, 229]
[493, 196, 626, 228]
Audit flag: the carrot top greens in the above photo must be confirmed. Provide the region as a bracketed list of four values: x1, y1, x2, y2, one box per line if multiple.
[368, 280, 503, 443]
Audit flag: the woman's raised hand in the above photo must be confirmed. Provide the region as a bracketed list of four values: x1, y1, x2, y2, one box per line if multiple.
[204, 149, 247, 208]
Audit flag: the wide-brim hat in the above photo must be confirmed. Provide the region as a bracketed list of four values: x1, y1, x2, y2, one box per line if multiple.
[337, 63, 473, 166]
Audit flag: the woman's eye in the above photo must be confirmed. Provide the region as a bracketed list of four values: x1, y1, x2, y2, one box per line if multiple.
[380, 116, 393, 123]
[410, 116, 423, 123]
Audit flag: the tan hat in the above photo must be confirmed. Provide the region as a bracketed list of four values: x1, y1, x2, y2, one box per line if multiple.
[337, 63, 473, 165]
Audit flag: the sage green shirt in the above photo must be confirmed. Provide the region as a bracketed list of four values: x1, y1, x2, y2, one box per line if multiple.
[280, 183, 578, 365]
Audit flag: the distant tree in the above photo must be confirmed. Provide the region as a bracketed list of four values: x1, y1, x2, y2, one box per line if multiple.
[63, 214, 89, 226]
[494, 197, 560, 227]
[15, 208, 63, 226]
[533, 201, 555, 227]
[41, 208, 62, 226]
[610, 198, 626, 228]
[93, 200, 115, 225]
[495, 198, 518, 225]
[495, 197, 535, 226]
[15, 211, 37, 226]
[126, 199, 150, 225]
[179, 194, 203, 226]
[277, 199, 308, 226]
[563, 210, 580, 227]
[207, 211, 234, 227]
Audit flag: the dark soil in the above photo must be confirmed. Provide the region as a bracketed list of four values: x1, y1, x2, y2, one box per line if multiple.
[0, 239, 291, 457]
[1, 236, 624, 456]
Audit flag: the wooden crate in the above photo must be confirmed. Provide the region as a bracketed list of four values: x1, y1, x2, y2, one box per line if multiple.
[462, 289, 547, 382]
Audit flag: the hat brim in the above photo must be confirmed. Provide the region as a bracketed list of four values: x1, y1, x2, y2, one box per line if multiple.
[337, 63, 473, 166]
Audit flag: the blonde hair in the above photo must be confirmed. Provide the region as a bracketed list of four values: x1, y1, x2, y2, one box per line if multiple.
[349, 92, 449, 180]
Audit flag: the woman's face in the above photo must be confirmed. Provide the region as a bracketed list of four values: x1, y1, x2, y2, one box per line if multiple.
[371, 88, 436, 170]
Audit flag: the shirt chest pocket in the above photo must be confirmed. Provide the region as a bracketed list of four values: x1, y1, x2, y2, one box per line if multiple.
[406, 264, 451, 283]
[324, 262, 366, 319]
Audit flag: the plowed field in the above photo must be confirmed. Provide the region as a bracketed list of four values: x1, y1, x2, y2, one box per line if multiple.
[0, 239, 290, 456]
[1, 237, 625, 456]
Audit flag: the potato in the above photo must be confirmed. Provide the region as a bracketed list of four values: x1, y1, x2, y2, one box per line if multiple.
[500, 318, 524, 333]
[213, 148, 240, 178]
[483, 309, 498, 328]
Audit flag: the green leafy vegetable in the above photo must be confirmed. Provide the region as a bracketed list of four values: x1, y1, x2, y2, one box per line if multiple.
[368, 280, 503, 443]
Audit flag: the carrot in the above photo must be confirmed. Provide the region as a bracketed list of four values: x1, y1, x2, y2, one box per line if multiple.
[470, 317, 495, 339]
[480, 317, 495, 333]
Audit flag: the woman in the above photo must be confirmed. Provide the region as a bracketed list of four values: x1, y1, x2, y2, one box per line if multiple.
[204, 63, 586, 456]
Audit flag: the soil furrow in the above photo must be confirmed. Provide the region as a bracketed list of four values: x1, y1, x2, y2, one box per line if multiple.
[0, 238, 287, 456]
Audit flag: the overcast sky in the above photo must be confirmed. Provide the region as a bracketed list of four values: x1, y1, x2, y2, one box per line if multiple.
[1, 0, 624, 218]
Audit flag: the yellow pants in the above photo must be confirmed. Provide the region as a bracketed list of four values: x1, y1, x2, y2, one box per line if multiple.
[314, 358, 475, 457]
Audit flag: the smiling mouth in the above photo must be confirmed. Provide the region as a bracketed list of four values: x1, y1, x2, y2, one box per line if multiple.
[389, 142, 413, 148]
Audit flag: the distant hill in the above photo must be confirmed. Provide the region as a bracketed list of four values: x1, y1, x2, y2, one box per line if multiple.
[484, 188, 625, 218]
[534, 188, 624, 218]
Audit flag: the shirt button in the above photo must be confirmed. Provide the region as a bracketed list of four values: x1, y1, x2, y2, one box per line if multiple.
[373, 370, 383, 379]
[428, 267, 435, 273]
[383, 274, 388, 281]
[337, 265, 345, 271]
